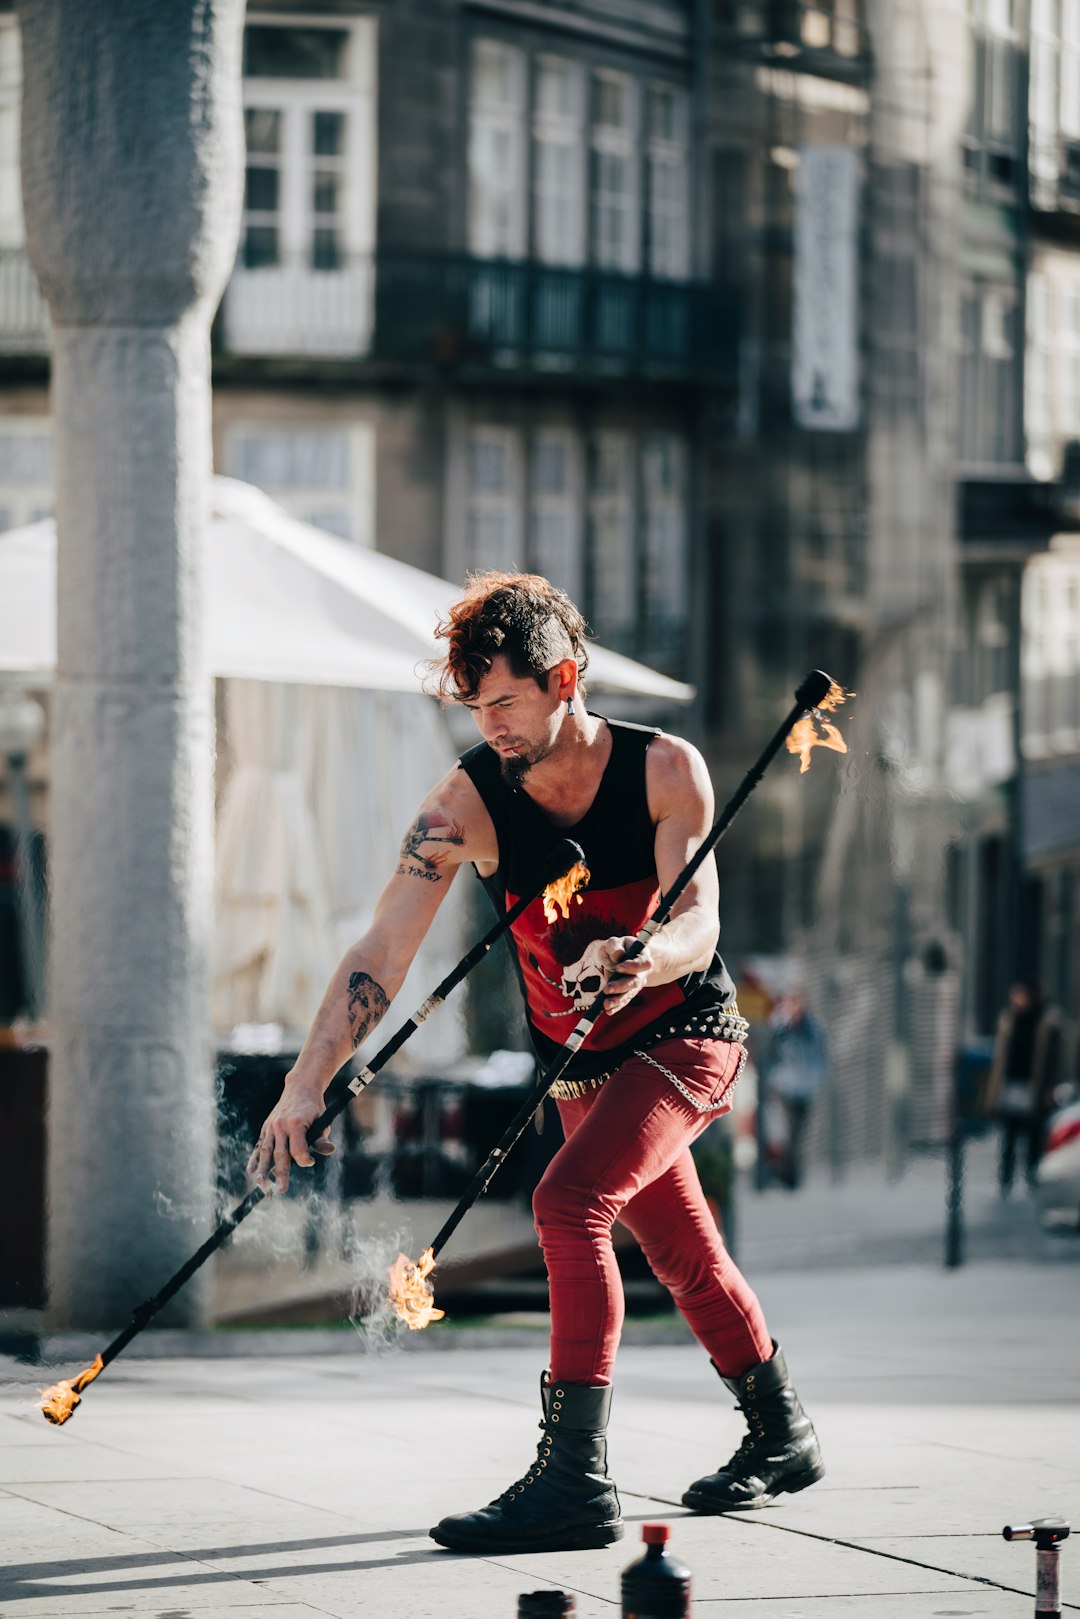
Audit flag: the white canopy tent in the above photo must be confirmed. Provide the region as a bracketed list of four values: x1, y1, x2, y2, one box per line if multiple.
[0, 476, 696, 702]
[0, 478, 693, 1044]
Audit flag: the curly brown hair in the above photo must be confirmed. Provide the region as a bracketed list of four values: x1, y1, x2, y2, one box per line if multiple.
[426, 571, 590, 702]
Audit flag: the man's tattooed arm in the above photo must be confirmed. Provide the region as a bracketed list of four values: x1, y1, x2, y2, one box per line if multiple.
[396, 810, 466, 882]
[346, 971, 390, 1051]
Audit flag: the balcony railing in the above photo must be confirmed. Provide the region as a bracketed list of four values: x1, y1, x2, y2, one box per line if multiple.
[0, 249, 50, 354]
[1030, 134, 1080, 219]
[0, 246, 737, 383]
[373, 254, 737, 382]
[715, 0, 870, 74]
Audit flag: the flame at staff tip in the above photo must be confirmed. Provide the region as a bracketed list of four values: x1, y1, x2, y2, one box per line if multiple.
[387, 1247, 445, 1331]
[541, 859, 591, 924]
[786, 682, 854, 775]
[38, 1353, 104, 1426]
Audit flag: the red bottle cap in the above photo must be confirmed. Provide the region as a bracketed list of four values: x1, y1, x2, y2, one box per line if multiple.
[643, 1524, 670, 1545]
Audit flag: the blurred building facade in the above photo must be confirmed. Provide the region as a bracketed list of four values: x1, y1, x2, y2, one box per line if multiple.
[1, 0, 1078, 1162]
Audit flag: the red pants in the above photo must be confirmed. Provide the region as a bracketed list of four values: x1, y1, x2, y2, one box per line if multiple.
[533, 1038, 772, 1385]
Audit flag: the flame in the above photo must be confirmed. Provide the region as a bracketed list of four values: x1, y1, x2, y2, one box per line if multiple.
[388, 1246, 445, 1331]
[541, 859, 591, 924]
[786, 682, 853, 774]
[38, 1353, 104, 1426]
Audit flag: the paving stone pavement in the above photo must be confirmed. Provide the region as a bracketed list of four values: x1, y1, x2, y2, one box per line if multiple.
[2, 1256, 1078, 1618]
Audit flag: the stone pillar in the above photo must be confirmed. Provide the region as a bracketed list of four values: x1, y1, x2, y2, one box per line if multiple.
[17, 0, 244, 1327]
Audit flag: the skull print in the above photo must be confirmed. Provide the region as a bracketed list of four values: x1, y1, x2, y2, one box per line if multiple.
[558, 939, 609, 1012]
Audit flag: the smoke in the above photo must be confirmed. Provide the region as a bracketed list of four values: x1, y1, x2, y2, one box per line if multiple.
[346, 1226, 412, 1353]
[152, 1188, 207, 1223]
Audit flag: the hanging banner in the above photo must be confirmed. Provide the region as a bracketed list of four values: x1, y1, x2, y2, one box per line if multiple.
[792, 145, 861, 431]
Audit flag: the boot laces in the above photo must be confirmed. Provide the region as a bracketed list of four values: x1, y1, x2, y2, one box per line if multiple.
[498, 1419, 554, 1503]
[723, 1400, 766, 1469]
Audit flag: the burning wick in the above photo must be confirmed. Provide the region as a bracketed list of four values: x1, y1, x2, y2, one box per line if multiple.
[786, 681, 853, 774]
[38, 1353, 105, 1426]
[388, 1246, 445, 1331]
[541, 859, 591, 924]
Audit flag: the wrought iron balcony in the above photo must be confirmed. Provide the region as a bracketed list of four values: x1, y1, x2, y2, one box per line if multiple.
[0, 249, 50, 355]
[0, 245, 736, 382]
[1030, 134, 1080, 222]
[372, 253, 737, 383]
[714, 0, 870, 78]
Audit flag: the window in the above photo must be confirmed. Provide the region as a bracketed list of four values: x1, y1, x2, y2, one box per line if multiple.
[1063, 2, 1080, 137]
[242, 107, 282, 269]
[465, 429, 521, 571]
[965, 0, 1021, 192]
[468, 41, 689, 282]
[1030, 0, 1080, 207]
[645, 85, 689, 280]
[1026, 259, 1080, 478]
[0, 18, 22, 250]
[1023, 557, 1080, 757]
[532, 58, 586, 267]
[529, 430, 582, 598]
[641, 434, 688, 669]
[0, 419, 52, 532]
[588, 432, 636, 648]
[591, 73, 640, 273]
[244, 23, 352, 80]
[469, 41, 527, 259]
[959, 280, 1021, 467]
[1027, 272, 1054, 477]
[225, 425, 374, 546]
[224, 16, 376, 357]
[240, 24, 367, 272]
[1062, 284, 1080, 437]
[456, 423, 689, 670]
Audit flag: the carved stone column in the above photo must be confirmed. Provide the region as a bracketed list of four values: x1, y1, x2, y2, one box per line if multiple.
[17, 0, 244, 1326]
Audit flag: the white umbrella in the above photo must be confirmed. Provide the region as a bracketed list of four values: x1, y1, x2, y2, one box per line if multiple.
[0, 475, 695, 701]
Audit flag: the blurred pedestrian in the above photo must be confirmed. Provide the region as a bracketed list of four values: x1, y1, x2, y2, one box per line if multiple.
[985, 981, 1064, 1195]
[762, 991, 828, 1190]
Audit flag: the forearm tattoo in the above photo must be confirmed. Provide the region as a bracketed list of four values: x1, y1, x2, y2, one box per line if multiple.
[396, 810, 465, 882]
[346, 972, 389, 1050]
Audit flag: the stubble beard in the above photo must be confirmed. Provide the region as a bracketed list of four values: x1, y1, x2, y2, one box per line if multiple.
[495, 736, 555, 787]
[499, 753, 531, 788]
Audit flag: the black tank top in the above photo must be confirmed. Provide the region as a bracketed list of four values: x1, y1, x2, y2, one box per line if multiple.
[459, 717, 737, 1082]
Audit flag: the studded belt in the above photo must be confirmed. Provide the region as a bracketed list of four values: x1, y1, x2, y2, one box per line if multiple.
[547, 1005, 749, 1101]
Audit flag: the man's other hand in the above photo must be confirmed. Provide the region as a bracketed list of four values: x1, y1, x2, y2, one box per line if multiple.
[596, 936, 653, 1016]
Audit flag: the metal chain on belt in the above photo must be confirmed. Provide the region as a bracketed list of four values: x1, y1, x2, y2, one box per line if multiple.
[633, 1042, 748, 1112]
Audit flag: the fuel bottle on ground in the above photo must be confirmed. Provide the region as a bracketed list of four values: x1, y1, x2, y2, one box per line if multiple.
[621, 1522, 692, 1618]
[517, 1591, 576, 1616]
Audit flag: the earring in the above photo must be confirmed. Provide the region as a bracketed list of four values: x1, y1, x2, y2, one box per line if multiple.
[566, 696, 576, 716]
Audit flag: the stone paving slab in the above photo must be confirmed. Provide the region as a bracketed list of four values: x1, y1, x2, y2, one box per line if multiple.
[2, 1261, 1078, 1617]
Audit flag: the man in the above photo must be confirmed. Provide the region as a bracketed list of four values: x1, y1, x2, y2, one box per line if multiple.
[984, 981, 1064, 1194]
[249, 572, 824, 1555]
[762, 990, 828, 1190]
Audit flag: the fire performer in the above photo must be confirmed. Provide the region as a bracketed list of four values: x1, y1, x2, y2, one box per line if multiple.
[248, 571, 824, 1555]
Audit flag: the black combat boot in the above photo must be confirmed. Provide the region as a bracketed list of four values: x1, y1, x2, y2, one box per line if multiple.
[682, 1342, 824, 1512]
[430, 1374, 623, 1554]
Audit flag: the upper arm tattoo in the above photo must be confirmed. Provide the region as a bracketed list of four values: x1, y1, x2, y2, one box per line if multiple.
[396, 809, 465, 883]
[347, 972, 389, 1050]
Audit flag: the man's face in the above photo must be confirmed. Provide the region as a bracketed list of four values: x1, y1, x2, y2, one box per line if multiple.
[461, 655, 564, 784]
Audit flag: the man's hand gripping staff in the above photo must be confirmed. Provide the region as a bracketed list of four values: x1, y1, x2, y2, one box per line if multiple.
[37, 836, 587, 1426]
[391, 670, 845, 1325]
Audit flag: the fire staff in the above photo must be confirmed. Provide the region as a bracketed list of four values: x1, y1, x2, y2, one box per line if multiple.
[249, 571, 825, 1556]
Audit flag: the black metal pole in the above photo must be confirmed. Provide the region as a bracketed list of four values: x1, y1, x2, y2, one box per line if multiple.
[428, 670, 838, 1262]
